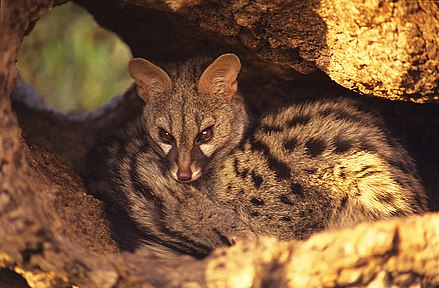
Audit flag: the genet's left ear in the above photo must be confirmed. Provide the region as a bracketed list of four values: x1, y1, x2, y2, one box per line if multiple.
[198, 53, 241, 101]
[128, 58, 172, 103]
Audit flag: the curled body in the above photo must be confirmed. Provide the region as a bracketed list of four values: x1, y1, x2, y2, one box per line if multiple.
[84, 53, 428, 259]
[205, 99, 428, 239]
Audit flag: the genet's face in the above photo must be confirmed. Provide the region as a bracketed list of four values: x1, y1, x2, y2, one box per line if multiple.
[145, 92, 234, 183]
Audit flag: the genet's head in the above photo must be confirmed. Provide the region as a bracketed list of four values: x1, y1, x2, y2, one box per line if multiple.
[128, 54, 248, 182]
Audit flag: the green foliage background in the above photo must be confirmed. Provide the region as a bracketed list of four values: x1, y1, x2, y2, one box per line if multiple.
[18, 2, 133, 112]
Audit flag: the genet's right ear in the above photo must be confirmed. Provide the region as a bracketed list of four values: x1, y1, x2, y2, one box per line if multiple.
[198, 53, 241, 101]
[128, 58, 172, 102]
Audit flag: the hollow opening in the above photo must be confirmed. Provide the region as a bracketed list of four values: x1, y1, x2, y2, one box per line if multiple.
[17, 2, 133, 112]
[2, 0, 439, 286]
[10, 0, 439, 269]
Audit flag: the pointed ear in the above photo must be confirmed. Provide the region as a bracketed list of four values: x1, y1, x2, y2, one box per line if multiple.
[128, 58, 172, 102]
[198, 53, 241, 100]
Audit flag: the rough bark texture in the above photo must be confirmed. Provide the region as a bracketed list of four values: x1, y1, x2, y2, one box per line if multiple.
[317, 0, 439, 102]
[76, 0, 439, 102]
[1, 0, 439, 287]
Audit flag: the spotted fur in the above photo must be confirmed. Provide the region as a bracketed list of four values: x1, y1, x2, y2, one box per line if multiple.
[205, 99, 428, 240]
[84, 54, 428, 260]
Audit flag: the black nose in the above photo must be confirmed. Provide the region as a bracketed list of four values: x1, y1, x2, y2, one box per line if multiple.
[177, 169, 192, 182]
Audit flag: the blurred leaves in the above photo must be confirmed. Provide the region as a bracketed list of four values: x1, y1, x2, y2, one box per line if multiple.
[17, 2, 132, 112]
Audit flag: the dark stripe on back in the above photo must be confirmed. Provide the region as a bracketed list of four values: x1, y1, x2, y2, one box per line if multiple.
[251, 138, 291, 180]
[334, 137, 353, 154]
[251, 197, 265, 206]
[357, 165, 374, 174]
[279, 195, 294, 205]
[376, 192, 395, 203]
[251, 171, 263, 188]
[234, 158, 248, 179]
[304, 138, 327, 158]
[259, 124, 283, 133]
[283, 138, 298, 153]
[340, 195, 348, 209]
[290, 182, 304, 196]
[360, 171, 379, 178]
[281, 216, 292, 222]
[287, 114, 311, 128]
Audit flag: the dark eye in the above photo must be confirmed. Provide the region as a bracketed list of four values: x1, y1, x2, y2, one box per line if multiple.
[159, 128, 174, 144]
[196, 126, 213, 144]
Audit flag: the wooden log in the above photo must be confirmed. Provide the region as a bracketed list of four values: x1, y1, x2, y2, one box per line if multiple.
[1, 0, 438, 287]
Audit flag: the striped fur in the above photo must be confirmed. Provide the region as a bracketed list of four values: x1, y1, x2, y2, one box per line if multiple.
[84, 55, 253, 260]
[84, 55, 428, 259]
[205, 99, 428, 240]
[85, 120, 253, 259]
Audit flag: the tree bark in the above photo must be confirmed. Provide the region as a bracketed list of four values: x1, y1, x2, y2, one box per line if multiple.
[1, 0, 439, 287]
[77, 0, 439, 102]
